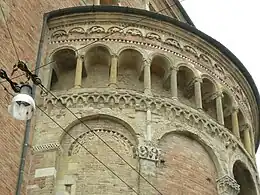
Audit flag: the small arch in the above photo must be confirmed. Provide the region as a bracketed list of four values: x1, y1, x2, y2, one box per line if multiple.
[118, 48, 144, 91]
[50, 48, 77, 90]
[82, 45, 111, 88]
[233, 160, 257, 195]
[117, 45, 147, 59]
[222, 90, 234, 132]
[177, 64, 196, 107]
[201, 75, 218, 120]
[150, 54, 171, 97]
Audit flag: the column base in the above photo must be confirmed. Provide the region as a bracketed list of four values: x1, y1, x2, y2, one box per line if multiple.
[108, 83, 118, 88]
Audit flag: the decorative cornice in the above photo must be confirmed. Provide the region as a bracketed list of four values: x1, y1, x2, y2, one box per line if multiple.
[217, 175, 240, 195]
[32, 142, 61, 153]
[43, 89, 238, 150]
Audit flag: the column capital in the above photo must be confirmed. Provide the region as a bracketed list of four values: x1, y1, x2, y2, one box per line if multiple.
[217, 175, 240, 195]
[133, 144, 161, 162]
[143, 58, 152, 67]
[170, 66, 178, 71]
[111, 54, 118, 58]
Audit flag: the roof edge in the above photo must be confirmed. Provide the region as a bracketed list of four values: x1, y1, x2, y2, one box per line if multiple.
[173, 0, 195, 26]
[45, 5, 260, 150]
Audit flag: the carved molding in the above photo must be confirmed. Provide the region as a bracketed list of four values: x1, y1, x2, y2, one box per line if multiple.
[43, 89, 238, 150]
[48, 24, 251, 119]
[217, 175, 240, 195]
[32, 142, 61, 153]
[133, 145, 161, 162]
[68, 128, 134, 156]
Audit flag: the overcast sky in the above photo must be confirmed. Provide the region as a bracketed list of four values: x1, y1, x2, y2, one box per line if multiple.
[181, 0, 260, 169]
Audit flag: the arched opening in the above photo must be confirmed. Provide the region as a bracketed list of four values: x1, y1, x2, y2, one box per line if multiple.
[157, 132, 218, 194]
[100, 0, 118, 5]
[56, 116, 139, 195]
[201, 77, 217, 120]
[177, 66, 196, 107]
[150, 55, 171, 97]
[118, 49, 143, 91]
[222, 92, 233, 132]
[50, 49, 77, 90]
[82, 46, 110, 88]
[233, 161, 257, 195]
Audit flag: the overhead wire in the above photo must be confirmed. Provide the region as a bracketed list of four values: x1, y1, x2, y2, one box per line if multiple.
[0, 82, 139, 194]
[0, 0, 187, 194]
[0, 0, 185, 84]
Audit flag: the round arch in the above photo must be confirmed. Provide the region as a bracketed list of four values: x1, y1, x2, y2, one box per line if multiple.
[84, 43, 113, 56]
[59, 114, 138, 144]
[201, 74, 220, 91]
[117, 45, 147, 59]
[232, 160, 257, 195]
[148, 52, 173, 69]
[49, 46, 77, 61]
[176, 62, 200, 77]
[157, 130, 223, 177]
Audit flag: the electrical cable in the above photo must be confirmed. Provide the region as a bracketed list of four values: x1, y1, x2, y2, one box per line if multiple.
[0, 82, 139, 195]
[0, 1, 187, 194]
[0, 0, 185, 84]
[38, 83, 164, 195]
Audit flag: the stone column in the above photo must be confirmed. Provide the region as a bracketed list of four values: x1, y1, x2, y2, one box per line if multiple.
[94, 0, 100, 5]
[109, 55, 118, 88]
[216, 92, 224, 125]
[144, 59, 151, 95]
[232, 107, 240, 139]
[194, 78, 202, 109]
[217, 175, 240, 195]
[170, 67, 178, 99]
[243, 124, 252, 155]
[74, 55, 83, 88]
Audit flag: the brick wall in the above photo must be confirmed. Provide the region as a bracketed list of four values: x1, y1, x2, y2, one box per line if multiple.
[157, 133, 218, 195]
[0, 1, 82, 194]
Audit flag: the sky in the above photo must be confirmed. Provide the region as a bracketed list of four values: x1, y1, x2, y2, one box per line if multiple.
[181, 0, 260, 169]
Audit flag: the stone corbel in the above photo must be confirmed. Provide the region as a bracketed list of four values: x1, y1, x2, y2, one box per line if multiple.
[133, 144, 161, 162]
[217, 175, 240, 195]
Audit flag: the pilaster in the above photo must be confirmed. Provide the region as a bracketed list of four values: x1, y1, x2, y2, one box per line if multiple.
[143, 59, 151, 95]
[74, 55, 84, 88]
[194, 77, 202, 109]
[232, 107, 240, 139]
[170, 67, 178, 99]
[216, 91, 224, 125]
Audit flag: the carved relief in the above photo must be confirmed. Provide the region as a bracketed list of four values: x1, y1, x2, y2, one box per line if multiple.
[184, 45, 198, 58]
[217, 175, 240, 195]
[199, 53, 212, 66]
[107, 26, 123, 34]
[33, 142, 61, 153]
[88, 26, 105, 34]
[51, 30, 68, 39]
[146, 32, 161, 41]
[126, 28, 143, 37]
[44, 90, 237, 150]
[68, 27, 85, 34]
[133, 145, 161, 162]
[164, 38, 182, 50]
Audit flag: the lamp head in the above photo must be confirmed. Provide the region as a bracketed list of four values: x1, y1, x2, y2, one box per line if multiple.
[8, 85, 35, 121]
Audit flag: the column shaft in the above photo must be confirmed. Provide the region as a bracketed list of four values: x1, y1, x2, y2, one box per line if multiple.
[144, 62, 151, 95]
[232, 109, 240, 139]
[194, 79, 202, 109]
[74, 56, 83, 88]
[170, 68, 178, 98]
[109, 55, 118, 88]
[216, 94, 224, 125]
[243, 128, 252, 155]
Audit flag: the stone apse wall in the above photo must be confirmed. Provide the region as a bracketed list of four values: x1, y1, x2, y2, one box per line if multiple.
[27, 5, 260, 195]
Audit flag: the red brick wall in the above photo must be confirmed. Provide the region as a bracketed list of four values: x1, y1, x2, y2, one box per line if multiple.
[0, 1, 82, 194]
[157, 133, 218, 195]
